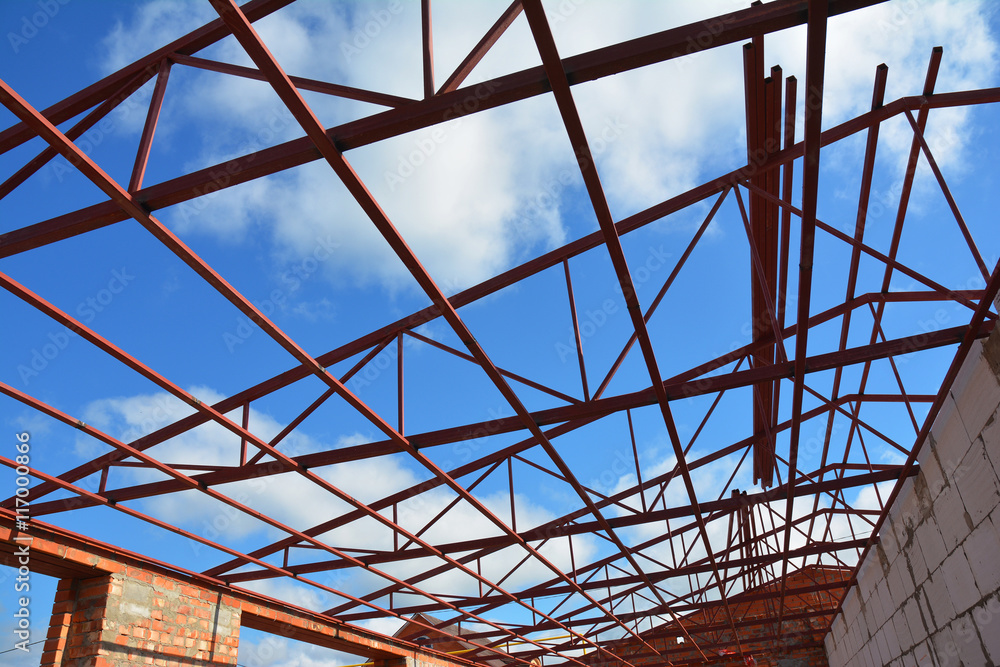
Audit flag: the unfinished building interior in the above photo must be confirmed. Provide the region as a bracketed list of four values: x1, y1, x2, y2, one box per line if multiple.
[2, 0, 1000, 665]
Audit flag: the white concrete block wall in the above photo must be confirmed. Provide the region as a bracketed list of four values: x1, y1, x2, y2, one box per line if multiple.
[825, 329, 1000, 667]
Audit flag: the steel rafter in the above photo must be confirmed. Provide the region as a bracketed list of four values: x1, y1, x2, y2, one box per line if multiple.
[2, 1, 999, 665]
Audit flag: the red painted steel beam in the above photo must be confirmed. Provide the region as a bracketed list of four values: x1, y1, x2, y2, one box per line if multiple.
[0, 387, 599, 667]
[772, 73, 797, 477]
[522, 0, 740, 654]
[17, 316, 979, 519]
[902, 107, 990, 281]
[0, 0, 294, 154]
[0, 72, 150, 201]
[801, 61, 888, 561]
[219, 466, 909, 587]
[437, 0, 523, 94]
[451, 579, 849, 642]
[827, 182, 1000, 636]
[207, 1, 667, 658]
[0, 514, 494, 666]
[421, 0, 434, 98]
[775, 0, 827, 638]
[169, 53, 418, 107]
[0, 70, 632, 665]
[128, 59, 171, 192]
[0, 0, 892, 256]
[339, 536, 868, 619]
[318, 407, 895, 621]
[563, 259, 591, 401]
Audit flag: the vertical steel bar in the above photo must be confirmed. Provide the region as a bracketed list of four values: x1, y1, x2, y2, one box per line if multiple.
[803, 63, 887, 550]
[240, 401, 250, 466]
[422, 0, 435, 98]
[593, 187, 730, 400]
[775, 0, 827, 638]
[398, 332, 405, 435]
[563, 259, 591, 401]
[626, 410, 646, 513]
[902, 107, 990, 281]
[128, 59, 172, 192]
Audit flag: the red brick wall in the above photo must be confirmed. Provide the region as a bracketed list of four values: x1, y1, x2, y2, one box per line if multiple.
[39, 568, 241, 667]
[580, 566, 851, 667]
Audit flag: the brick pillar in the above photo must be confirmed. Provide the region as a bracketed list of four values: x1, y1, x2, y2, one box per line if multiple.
[40, 578, 83, 666]
[39, 568, 241, 667]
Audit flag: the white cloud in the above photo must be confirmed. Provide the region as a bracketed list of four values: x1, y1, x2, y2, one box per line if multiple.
[99, 0, 218, 73]
[92, 0, 997, 295]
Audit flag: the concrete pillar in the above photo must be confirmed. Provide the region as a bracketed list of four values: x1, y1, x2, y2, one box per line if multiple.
[39, 568, 241, 667]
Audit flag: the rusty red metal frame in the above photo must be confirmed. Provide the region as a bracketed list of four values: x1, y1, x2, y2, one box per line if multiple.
[2, 0, 998, 664]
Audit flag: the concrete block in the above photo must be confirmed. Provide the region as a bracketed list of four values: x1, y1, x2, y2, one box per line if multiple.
[915, 514, 949, 573]
[904, 596, 928, 646]
[832, 614, 847, 642]
[844, 587, 862, 621]
[852, 617, 866, 652]
[888, 562, 911, 610]
[991, 502, 1000, 553]
[906, 540, 930, 590]
[919, 443, 949, 503]
[913, 640, 934, 666]
[930, 622, 961, 667]
[932, 396, 974, 469]
[934, 484, 971, 553]
[883, 618, 902, 659]
[899, 506, 923, 556]
[956, 445, 1000, 525]
[935, 384, 963, 445]
[942, 547, 982, 615]
[868, 636, 883, 667]
[953, 359, 1000, 442]
[974, 595, 1000, 663]
[825, 634, 838, 664]
[862, 598, 878, 639]
[950, 612, 989, 666]
[949, 340, 986, 408]
[876, 579, 894, 627]
[859, 558, 880, 602]
[924, 569, 958, 630]
[982, 415, 1000, 477]
[893, 606, 914, 652]
[964, 516, 1000, 595]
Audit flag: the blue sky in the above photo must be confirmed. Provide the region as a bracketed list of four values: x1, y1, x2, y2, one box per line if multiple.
[2, 0, 1000, 665]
